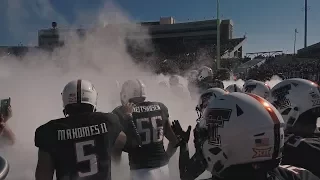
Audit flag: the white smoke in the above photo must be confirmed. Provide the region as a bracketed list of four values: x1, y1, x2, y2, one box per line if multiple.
[0, 1, 202, 180]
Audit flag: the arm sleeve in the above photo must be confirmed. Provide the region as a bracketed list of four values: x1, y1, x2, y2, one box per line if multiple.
[179, 143, 207, 180]
[283, 137, 320, 178]
[34, 124, 53, 153]
[280, 165, 320, 180]
[103, 113, 123, 146]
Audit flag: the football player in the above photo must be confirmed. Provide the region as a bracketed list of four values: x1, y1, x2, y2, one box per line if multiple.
[269, 78, 320, 177]
[172, 92, 320, 180]
[243, 80, 270, 99]
[35, 79, 127, 180]
[112, 79, 178, 180]
[225, 84, 243, 93]
[0, 105, 15, 145]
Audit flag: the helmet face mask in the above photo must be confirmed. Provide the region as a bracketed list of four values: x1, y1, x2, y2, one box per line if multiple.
[196, 88, 227, 118]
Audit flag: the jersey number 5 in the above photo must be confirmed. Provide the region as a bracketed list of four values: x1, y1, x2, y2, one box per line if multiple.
[75, 140, 98, 177]
[136, 116, 164, 145]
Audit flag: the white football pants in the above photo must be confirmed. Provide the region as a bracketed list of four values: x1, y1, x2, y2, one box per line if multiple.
[130, 165, 170, 180]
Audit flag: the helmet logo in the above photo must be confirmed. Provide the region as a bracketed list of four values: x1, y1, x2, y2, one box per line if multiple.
[205, 108, 232, 146]
[244, 84, 257, 93]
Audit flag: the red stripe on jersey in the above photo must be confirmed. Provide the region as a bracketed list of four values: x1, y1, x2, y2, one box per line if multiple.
[246, 93, 280, 125]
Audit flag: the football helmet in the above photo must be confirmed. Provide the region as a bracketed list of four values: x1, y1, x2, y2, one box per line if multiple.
[186, 70, 199, 82]
[269, 78, 320, 132]
[198, 66, 213, 81]
[202, 92, 284, 175]
[243, 80, 270, 99]
[0, 155, 9, 180]
[169, 75, 180, 86]
[120, 79, 146, 105]
[196, 88, 228, 118]
[226, 84, 243, 93]
[61, 79, 98, 110]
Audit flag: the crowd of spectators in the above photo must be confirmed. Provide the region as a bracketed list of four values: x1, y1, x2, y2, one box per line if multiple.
[246, 56, 320, 83]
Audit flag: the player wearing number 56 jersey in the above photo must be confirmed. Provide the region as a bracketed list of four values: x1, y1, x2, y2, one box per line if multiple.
[35, 79, 127, 180]
[112, 79, 178, 180]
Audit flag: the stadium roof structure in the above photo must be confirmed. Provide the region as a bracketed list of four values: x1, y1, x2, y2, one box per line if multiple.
[37, 17, 245, 58]
[297, 41, 320, 58]
[245, 51, 283, 58]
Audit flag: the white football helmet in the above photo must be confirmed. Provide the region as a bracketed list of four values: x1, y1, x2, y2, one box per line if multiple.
[159, 81, 169, 88]
[198, 66, 213, 81]
[186, 70, 199, 82]
[120, 79, 146, 105]
[169, 75, 180, 86]
[225, 84, 243, 93]
[196, 88, 228, 118]
[269, 78, 320, 131]
[202, 92, 284, 175]
[243, 80, 270, 99]
[61, 79, 98, 110]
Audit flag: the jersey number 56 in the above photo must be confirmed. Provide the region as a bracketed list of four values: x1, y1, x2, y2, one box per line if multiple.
[136, 116, 164, 145]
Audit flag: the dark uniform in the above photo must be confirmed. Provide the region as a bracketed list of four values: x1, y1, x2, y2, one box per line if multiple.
[112, 101, 169, 170]
[282, 134, 320, 178]
[35, 112, 122, 180]
[178, 143, 319, 180]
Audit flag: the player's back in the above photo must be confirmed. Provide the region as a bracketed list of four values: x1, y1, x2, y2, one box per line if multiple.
[128, 101, 169, 170]
[35, 112, 122, 180]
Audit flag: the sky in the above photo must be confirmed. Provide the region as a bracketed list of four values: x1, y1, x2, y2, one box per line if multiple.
[0, 0, 319, 54]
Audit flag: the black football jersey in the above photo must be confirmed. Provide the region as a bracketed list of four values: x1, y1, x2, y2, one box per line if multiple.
[113, 101, 169, 169]
[34, 112, 122, 180]
[282, 134, 320, 178]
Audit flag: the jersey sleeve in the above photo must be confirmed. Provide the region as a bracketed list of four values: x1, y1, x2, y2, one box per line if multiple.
[159, 102, 169, 119]
[280, 165, 320, 180]
[102, 113, 123, 145]
[283, 136, 320, 178]
[34, 122, 54, 153]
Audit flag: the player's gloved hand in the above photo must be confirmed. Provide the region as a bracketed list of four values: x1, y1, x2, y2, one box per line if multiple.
[171, 120, 191, 147]
[193, 123, 208, 152]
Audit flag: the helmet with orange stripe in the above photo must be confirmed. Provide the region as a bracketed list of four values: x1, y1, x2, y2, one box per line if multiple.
[61, 79, 98, 116]
[243, 80, 270, 99]
[202, 92, 284, 176]
[269, 78, 320, 135]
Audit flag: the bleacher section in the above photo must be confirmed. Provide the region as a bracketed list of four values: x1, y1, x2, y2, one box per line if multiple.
[234, 58, 266, 73]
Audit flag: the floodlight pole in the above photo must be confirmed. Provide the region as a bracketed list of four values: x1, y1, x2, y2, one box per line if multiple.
[294, 29, 298, 55]
[304, 0, 307, 48]
[216, 0, 221, 69]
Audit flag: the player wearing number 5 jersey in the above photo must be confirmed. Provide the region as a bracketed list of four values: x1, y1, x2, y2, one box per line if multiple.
[112, 79, 178, 180]
[34, 79, 127, 180]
